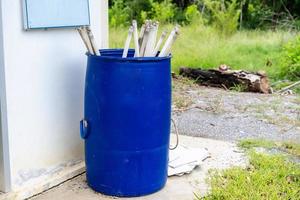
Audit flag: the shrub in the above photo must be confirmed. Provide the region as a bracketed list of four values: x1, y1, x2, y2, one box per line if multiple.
[243, 2, 273, 29]
[241, 0, 300, 30]
[185, 4, 203, 25]
[109, 0, 130, 27]
[151, 0, 176, 24]
[109, 0, 177, 27]
[280, 36, 300, 80]
[126, 0, 153, 25]
[204, 0, 241, 36]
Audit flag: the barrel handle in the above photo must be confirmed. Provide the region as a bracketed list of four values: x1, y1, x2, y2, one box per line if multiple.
[169, 118, 179, 150]
[80, 119, 89, 139]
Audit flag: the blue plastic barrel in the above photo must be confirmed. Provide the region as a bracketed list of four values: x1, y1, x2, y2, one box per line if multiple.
[80, 49, 172, 197]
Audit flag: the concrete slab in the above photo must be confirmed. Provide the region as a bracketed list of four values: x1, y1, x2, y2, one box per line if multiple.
[0, 161, 85, 200]
[30, 135, 247, 200]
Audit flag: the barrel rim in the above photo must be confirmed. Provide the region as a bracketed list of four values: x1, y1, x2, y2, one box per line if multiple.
[87, 49, 172, 62]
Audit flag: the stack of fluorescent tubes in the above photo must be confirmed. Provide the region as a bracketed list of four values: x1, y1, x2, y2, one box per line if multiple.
[123, 20, 180, 58]
[77, 26, 100, 56]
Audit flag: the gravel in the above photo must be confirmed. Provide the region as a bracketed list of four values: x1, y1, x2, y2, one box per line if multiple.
[173, 109, 300, 142]
[172, 78, 300, 143]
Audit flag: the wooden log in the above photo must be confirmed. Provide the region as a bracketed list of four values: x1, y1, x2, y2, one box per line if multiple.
[179, 67, 270, 94]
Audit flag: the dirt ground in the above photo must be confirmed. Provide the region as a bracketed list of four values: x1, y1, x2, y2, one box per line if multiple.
[172, 77, 300, 143]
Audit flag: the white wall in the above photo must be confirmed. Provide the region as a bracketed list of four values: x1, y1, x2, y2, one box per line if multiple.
[0, 104, 10, 192]
[0, 106, 5, 189]
[0, 0, 5, 189]
[0, 0, 108, 191]
[0, 0, 11, 192]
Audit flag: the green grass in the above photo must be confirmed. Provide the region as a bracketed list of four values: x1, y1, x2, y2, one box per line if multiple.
[197, 152, 300, 200]
[196, 140, 300, 200]
[239, 139, 300, 157]
[239, 139, 276, 149]
[109, 24, 296, 81]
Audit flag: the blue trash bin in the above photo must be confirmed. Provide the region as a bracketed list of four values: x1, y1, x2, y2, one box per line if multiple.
[80, 49, 172, 197]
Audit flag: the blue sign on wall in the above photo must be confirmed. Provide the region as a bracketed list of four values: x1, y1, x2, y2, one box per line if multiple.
[23, 0, 90, 30]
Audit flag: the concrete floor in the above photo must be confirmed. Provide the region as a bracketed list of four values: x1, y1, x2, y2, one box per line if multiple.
[31, 135, 247, 200]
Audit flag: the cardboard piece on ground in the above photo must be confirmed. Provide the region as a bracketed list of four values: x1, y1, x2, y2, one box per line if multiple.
[168, 146, 210, 177]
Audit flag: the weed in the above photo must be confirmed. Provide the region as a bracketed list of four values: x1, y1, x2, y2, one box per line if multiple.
[239, 139, 275, 149]
[173, 94, 193, 109]
[239, 139, 300, 157]
[197, 140, 300, 200]
[281, 143, 300, 157]
[198, 152, 300, 200]
[229, 84, 248, 92]
[246, 98, 300, 128]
